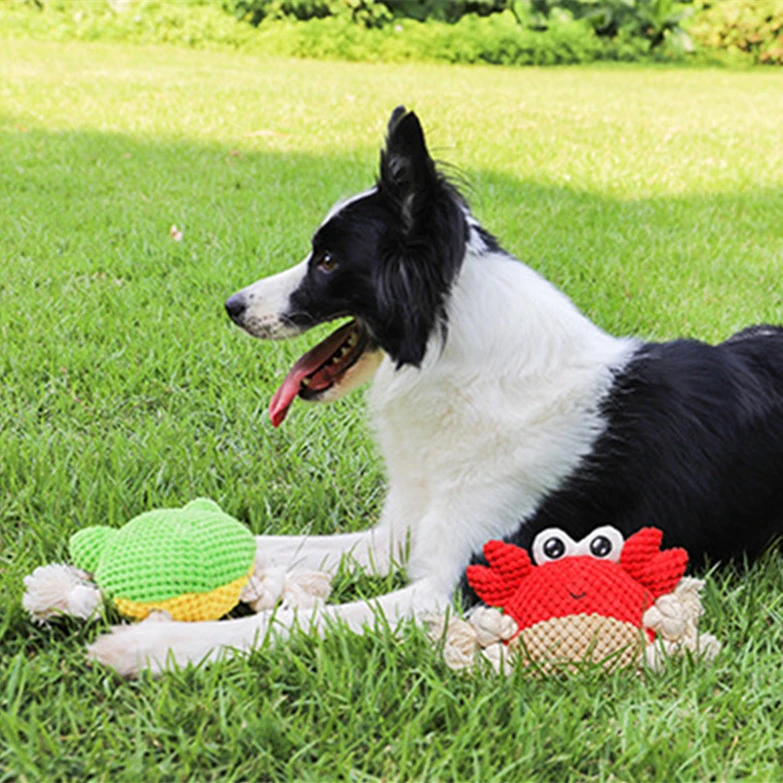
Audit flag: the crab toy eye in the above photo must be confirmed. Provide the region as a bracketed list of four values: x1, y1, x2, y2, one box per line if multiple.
[576, 526, 624, 562]
[532, 528, 578, 565]
[543, 537, 566, 559]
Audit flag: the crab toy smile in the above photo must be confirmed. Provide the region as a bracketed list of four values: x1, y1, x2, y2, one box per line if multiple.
[465, 526, 690, 670]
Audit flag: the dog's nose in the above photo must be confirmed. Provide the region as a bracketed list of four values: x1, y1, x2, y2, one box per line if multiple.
[224, 293, 247, 324]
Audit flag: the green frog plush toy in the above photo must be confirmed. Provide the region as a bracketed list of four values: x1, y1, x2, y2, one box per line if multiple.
[68, 498, 257, 622]
[25, 499, 258, 623]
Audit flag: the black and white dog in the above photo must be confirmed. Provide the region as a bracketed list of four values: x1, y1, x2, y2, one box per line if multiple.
[90, 107, 783, 675]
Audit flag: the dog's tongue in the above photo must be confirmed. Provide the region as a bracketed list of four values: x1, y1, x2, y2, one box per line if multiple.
[268, 321, 356, 427]
[269, 372, 305, 428]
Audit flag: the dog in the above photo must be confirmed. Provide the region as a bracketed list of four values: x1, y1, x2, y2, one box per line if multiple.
[89, 106, 783, 676]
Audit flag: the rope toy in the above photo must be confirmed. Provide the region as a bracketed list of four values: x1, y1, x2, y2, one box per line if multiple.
[23, 499, 331, 624]
[430, 527, 721, 674]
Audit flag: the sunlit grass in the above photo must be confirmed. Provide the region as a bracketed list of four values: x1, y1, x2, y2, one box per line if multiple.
[2, 40, 783, 780]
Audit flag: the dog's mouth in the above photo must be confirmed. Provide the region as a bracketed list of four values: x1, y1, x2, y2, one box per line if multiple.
[269, 319, 375, 427]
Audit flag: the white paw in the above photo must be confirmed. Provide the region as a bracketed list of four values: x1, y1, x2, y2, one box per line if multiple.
[87, 611, 282, 677]
[87, 617, 222, 677]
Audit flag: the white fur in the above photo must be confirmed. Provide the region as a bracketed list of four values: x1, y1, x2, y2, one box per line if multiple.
[368, 243, 636, 590]
[88, 228, 637, 676]
[235, 259, 310, 339]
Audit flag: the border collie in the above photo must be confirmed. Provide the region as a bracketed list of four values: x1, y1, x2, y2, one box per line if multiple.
[90, 107, 783, 675]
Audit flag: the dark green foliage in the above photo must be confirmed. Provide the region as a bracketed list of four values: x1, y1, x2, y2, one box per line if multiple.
[7, 0, 783, 65]
[688, 0, 783, 64]
[227, 0, 509, 27]
[522, 0, 695, 50]
[223, 0, 697, 55]
[384, 0, 508, 22]
[227, 0, 394, 28]
[261, 12, 655, 65]
[0, 0, 684, 64]
[229, 0, 334, 23]
[225, 0, 694, 50]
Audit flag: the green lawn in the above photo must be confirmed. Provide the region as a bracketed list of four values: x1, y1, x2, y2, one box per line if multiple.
[2, 40, 783, 781]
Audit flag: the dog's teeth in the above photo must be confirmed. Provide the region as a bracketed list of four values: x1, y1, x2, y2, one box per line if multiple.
[301, 378, 311, 387]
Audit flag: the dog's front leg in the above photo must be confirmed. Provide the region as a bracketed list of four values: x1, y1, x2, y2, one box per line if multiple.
[88, 577, 449, 677]
[87, 607, 292, 677]
[254, 486, 418, 576]
[315, 576, 448, 632]
[255, 528, 395, 576]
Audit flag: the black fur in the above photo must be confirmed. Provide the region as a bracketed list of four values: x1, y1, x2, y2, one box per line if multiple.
[461, 326, 783, 603]
[285, 107, 467, 368]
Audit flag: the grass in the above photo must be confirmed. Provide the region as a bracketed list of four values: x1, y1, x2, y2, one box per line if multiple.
[2, 39, 783, 780]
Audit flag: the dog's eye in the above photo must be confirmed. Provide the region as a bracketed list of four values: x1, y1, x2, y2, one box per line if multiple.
[316, 253, 338, 273]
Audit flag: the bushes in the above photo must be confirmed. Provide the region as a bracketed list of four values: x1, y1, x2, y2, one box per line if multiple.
[247, 11, 658, 65]
[2, 0, 781, 65]
[224, 0, 699, 58]
[227, 1, 509, 27]
[227, 0, 393, 28]
[2, 0, 259, 48]
[688, 0, 783, 64]
[523, 0, 695, 51]
[0, 0, 678, 63]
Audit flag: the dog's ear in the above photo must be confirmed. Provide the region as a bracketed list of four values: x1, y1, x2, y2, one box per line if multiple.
[375, 251, 441, 368]
[379, 107, 438, 232]
[373, 107, 467, 368]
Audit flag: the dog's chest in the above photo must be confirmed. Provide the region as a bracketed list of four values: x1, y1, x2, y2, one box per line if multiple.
[369, 355, 614, 504]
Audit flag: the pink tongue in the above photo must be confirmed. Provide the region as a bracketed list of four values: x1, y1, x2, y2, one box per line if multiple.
[269, 373, 305, 428]
[268, 321, 357, 427]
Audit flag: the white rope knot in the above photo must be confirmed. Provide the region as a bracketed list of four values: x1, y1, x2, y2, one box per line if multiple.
[428, 607, 518, 675]
[642, 577, 722, 670]
[23, 563, 103, 623]
[240, 561, 333, 612]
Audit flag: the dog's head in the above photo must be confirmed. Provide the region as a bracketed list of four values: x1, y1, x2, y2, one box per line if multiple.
[226, 107, 468, 426]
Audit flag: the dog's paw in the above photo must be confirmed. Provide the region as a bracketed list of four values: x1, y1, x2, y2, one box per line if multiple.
[88, 624, 157, 677]
[87, 611, 283, 677]
[87, 616, 222, 677]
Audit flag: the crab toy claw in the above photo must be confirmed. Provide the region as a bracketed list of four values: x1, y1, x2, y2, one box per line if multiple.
[620, 527, 688, 600]
[466, 540, 534, 606]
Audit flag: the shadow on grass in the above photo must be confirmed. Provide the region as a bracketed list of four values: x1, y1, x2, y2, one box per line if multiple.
[2, 120, 781, 334]
[1, 123, 782, 650]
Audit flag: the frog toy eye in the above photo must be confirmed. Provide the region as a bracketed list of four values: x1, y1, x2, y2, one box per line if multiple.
[574, 526, 624, 562]
[532, 528, 578, 565]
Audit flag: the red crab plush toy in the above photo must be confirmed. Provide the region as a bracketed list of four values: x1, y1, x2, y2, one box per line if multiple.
[460, 526, 693, 671]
